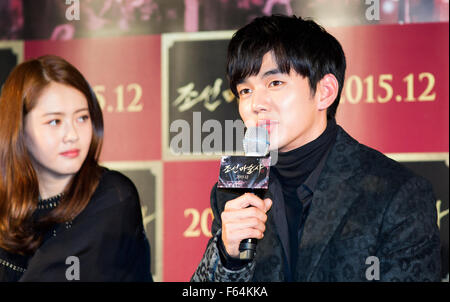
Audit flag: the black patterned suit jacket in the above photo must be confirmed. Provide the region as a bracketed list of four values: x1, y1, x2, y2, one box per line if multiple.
[191, 126, 441, 282]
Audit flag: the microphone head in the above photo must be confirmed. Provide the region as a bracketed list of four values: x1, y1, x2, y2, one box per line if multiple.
[243, 126, 269, 156]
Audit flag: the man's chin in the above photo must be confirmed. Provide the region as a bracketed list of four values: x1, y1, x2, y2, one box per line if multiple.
[268, 138, 282, 152]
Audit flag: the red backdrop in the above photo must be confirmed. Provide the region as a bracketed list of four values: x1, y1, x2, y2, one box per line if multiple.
[23, 22, 448, 281]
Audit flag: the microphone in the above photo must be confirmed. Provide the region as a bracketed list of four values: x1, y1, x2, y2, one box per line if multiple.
[217, 126, 271, 260]
[239, 126, 270, 259]
[242, 126, 270, 157]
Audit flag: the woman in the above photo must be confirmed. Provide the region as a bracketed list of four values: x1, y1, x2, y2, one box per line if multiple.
[0, 55, 152, 281]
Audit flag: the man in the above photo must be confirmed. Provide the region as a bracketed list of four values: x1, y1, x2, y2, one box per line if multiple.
[191, 15, 441, 282]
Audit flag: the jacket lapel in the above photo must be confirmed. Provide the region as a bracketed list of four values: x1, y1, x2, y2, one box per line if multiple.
[296, 127, 362, 281]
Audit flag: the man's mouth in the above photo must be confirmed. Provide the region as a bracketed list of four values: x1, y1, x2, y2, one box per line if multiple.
[257, 119, 278, 135]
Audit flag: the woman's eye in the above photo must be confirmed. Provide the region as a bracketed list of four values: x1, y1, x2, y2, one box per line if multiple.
[48, 119, 60, 126]
[78, 115, 90, 122]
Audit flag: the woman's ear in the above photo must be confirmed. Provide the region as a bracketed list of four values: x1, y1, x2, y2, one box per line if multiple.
[316, 74, 339, 111]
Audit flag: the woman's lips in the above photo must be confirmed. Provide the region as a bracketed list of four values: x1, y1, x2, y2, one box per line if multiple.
[59, 149, 80, 158]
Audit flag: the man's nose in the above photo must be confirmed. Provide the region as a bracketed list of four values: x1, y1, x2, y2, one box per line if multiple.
[251, 89, 269, 113]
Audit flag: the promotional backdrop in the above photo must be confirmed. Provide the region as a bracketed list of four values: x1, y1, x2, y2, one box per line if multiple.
[0, 0, 448, 282]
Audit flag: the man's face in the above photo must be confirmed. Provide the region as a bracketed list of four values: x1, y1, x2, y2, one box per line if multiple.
[237, 51, 326, 153]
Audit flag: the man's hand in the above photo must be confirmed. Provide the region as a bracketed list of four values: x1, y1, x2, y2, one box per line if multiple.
[221, 193, 272, 257]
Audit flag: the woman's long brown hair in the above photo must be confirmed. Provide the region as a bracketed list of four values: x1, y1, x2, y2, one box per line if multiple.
[0, 55, 104, 255]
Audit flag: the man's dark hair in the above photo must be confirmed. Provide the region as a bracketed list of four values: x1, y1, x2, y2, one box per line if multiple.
[227, 15, 346, 120]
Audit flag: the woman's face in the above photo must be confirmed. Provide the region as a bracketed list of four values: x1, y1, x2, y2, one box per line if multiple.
[24, 82, 92, 180]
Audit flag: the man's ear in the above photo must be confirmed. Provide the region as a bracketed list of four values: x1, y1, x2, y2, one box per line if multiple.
[316, 74, 339, 111]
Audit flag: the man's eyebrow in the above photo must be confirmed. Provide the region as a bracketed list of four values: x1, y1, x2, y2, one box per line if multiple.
[237, 68, 282, 85]
[261, 68, 282, 78]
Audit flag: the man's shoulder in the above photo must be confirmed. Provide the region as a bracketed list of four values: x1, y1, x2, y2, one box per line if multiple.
[336, 126, 420, 183]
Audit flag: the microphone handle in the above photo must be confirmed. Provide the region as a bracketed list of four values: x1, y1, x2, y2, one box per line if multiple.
[238, 188, 266, 260]
[239, 238, 257, 260]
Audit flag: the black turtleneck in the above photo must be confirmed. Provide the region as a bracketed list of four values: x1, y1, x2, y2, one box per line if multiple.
[272, 119, 338, 279]
[273, 119, 338, 190]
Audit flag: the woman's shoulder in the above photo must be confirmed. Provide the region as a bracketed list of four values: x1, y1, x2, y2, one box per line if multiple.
[79, 167, 140, 219]
[0, 247, 28, 282]
[97, 167, 137, 197]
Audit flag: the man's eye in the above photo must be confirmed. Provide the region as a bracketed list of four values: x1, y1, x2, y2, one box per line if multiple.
[239, 88, 251, 96]
[269, 80, 283, 87]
